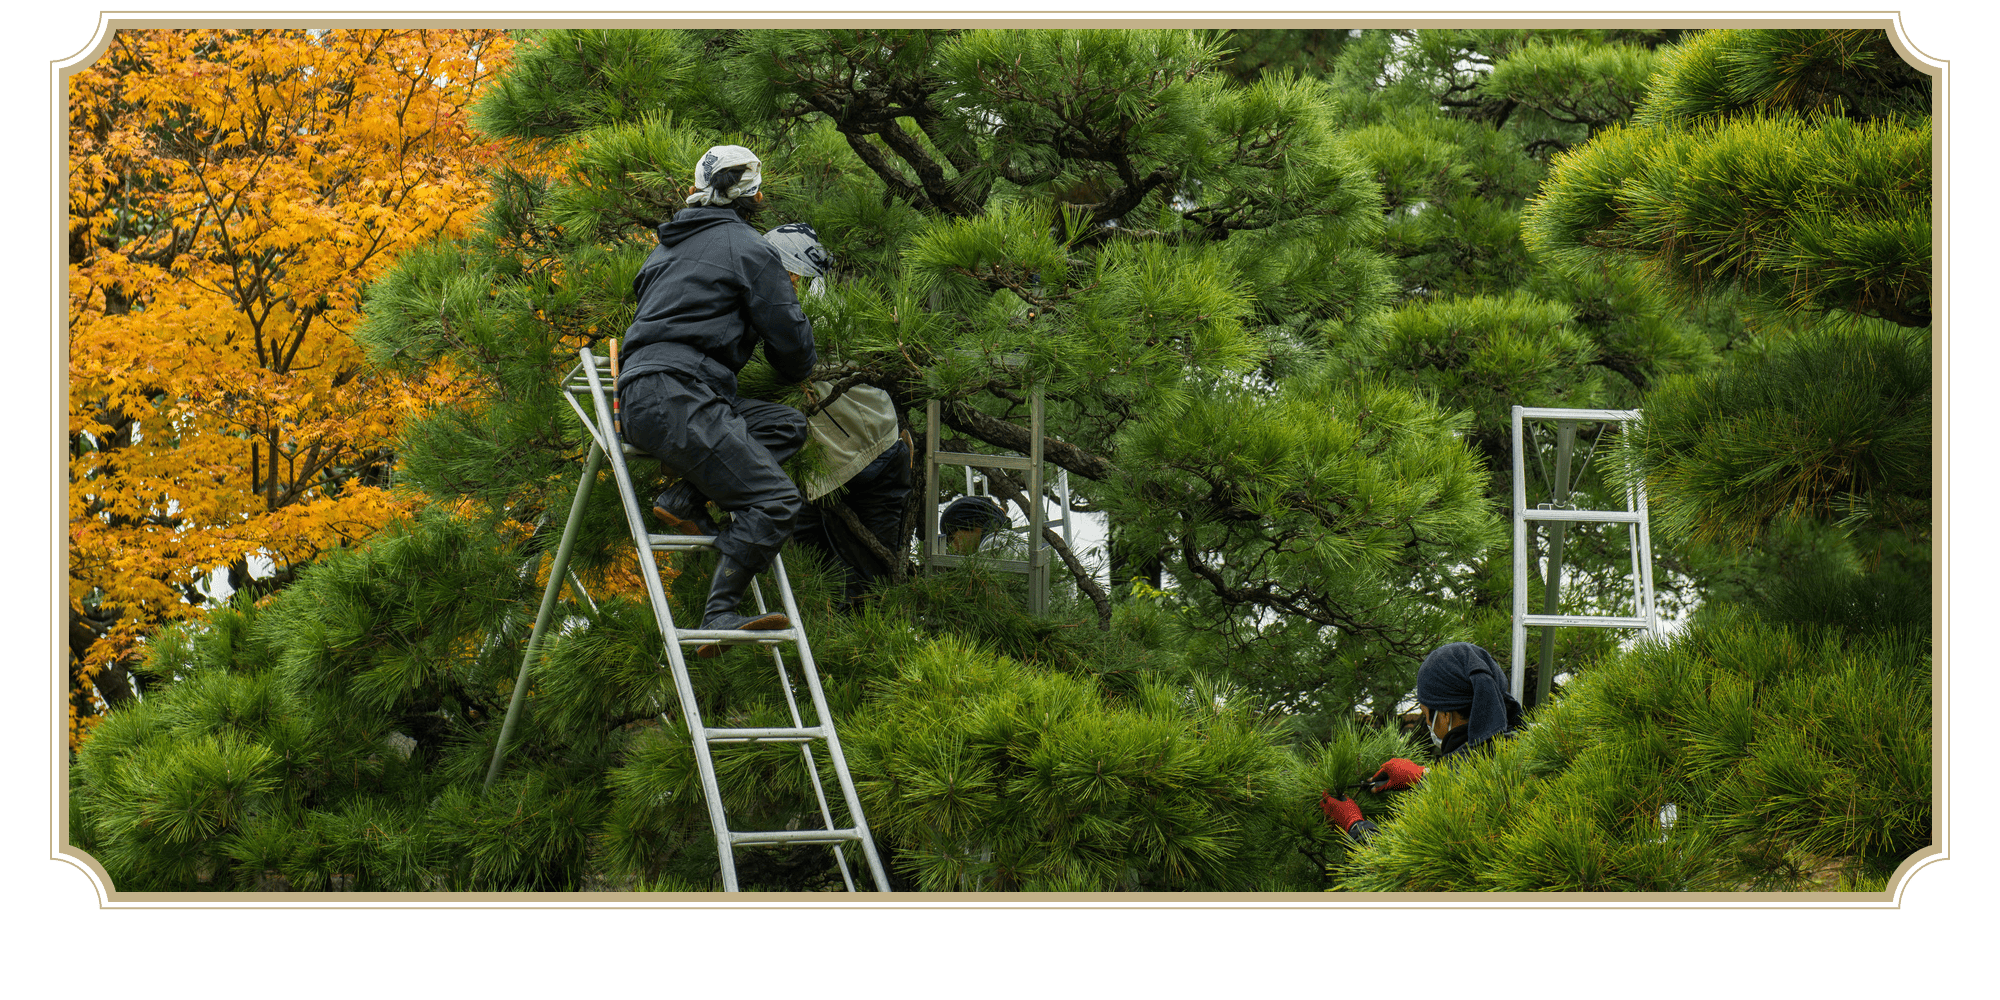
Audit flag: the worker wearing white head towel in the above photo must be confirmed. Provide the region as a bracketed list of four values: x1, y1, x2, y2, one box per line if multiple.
[617, 145, 817, 653]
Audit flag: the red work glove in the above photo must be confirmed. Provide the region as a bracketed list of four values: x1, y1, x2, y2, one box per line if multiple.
[1319, 791, 1365, 832]
[1365, 757, 1427, 793]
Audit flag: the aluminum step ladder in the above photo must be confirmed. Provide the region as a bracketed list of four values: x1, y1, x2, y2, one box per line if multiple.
[485, 348, 891, 892]
[1510, 406, 1662, 705]
[920, 391, 1070, 613]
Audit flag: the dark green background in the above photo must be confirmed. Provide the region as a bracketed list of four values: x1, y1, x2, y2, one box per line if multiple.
[11, 3, 1984, 996]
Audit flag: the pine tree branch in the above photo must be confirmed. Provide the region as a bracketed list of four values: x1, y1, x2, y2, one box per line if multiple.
[1090, 165, 1180, 226]
[935, 399, 1113, 482]
[1176, 519, 1429, 659]
[799, 369, 881, 417]
[832, 500, 912, 580]
[839, 132, 927, 209]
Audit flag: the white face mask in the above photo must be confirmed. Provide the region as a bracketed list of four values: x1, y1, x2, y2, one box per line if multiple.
[1423, 710, 1445, 750]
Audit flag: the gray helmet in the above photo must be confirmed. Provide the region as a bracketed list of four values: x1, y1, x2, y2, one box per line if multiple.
[765, 222, 833, 278]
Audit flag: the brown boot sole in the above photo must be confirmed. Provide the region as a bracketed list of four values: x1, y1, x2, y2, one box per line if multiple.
[696, 613, 791, 658]
[653, 505, 711, 536]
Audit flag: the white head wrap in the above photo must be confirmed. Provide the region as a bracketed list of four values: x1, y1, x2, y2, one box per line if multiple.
[686, 145, 762, 206]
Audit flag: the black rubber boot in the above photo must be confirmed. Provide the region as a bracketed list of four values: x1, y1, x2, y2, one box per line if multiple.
[653, 480, 717, 536]
[696, 554, 789, 658]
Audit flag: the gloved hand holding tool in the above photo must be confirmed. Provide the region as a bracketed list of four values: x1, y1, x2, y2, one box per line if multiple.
[1364, 757, 1427, 793]
[1319, 778, 1382, 843]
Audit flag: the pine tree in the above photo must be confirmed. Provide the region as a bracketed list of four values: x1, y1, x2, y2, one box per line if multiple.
[1333, 28, 1933, 892]
[75, 27, 1934, 895]
[1262, 28, 1731, 708]
[75, 27, 1492, 892]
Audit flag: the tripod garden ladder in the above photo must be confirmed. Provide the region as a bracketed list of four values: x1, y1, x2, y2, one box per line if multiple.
[919, 391, 1074, 614]
[484, 347, 891, 892]
[1510, 406, 1662, 706]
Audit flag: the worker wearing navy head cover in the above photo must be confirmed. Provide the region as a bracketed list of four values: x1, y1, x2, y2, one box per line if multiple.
[1320, 641, 1524, 843]
[1412, 641, 1524, 757]
[617, 145, 817, 654]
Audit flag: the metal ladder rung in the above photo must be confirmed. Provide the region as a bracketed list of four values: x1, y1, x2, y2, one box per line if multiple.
[1522, 614, 1652, 628]
[674, 628, 800, 645]
[934, 450, 1035, 471]
[923, 552, 1034, 572]
[730, 829, 865, 847]
[648, 533, 718, 550]
[1521, 509, 1644, 523]
[704, 726, 827, 743]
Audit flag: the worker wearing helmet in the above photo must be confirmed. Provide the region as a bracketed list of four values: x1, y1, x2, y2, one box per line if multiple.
[1321, 642, 1524, 843]
[765, 223, 918, 612]
[617, 145, 817, 655]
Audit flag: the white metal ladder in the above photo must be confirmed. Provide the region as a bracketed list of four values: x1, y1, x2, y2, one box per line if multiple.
[919, 392, 1072, 614]
[485, 348, 891, 892]
[1510, 406, 1662, 705]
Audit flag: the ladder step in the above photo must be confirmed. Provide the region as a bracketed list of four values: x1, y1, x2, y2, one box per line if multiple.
[730, 828, 864, 847]
[675, 628, 799, 645]
[1521, 508, 1643, 523]
[1516, 407, 1641, 421]
[704, 725, 826, 743]
[649, 533, 719, 550]
[934, 449, 1034, 471]
[1523, 614, 1651, 628]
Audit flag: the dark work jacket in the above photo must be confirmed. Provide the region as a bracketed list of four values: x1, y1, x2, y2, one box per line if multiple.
[617, 207, 816, 398]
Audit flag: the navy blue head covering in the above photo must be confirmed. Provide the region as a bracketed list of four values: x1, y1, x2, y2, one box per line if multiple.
[1415, 642, 1523, 751]
[940, 495, 1010, 533]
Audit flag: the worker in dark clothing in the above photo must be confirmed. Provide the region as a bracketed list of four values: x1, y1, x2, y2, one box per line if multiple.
[616, 144, 817, 656]
[939, 494, 1012, 554]
[1321, 641, 1524, 843]
[763, 223, 916, 612]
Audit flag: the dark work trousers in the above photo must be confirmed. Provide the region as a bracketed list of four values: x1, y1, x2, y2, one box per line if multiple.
[793, 439, 913, 609]
[620, 369, 809, 574]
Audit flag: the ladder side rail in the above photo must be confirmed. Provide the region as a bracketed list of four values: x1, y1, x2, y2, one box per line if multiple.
[1058, 468, 1074, 550]
[1028, 389, 1047, 614]
[560, 374, 612, 454]
[1510, 406, 1529, 702]
[1627, 520, 1647, 623]
[923, 400, 943, 573]
[483, 440, 605, 792]
[1633, 442, 1661, 636]
[579, 349, 744, 892]
[744, 576, 860, 893]
[768, 552, 893, 891]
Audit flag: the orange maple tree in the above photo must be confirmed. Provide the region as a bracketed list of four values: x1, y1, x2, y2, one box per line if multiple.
[67, 28, 515, 747]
